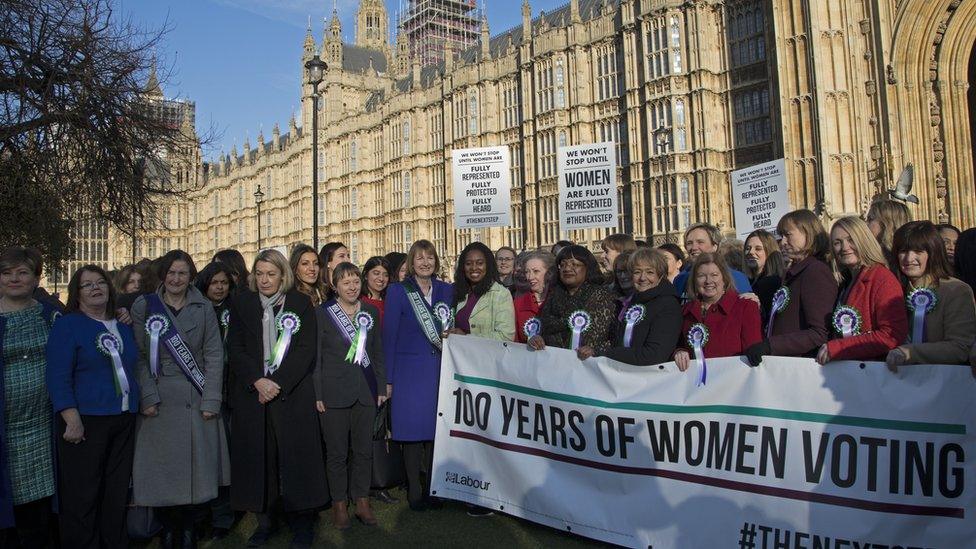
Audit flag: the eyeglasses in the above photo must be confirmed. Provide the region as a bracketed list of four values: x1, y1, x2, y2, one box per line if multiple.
[80, 280, 109, 291]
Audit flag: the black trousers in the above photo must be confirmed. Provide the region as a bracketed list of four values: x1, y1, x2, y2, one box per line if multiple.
[253, 411, 313, 537]
[323, 402, 374, 502]
[57, 413, 136, 549]
[401, 441, 434, 506]
[1, 497, 53, 548]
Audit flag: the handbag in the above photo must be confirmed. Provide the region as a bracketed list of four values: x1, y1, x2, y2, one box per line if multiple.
[126, 503, 162, 540]
[371, 399, 405, 489]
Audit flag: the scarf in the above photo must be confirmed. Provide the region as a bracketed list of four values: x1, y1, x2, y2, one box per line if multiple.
[260, 291, 285, 368]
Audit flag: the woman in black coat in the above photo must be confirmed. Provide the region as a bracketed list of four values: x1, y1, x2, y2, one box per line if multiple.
[314, 263, 386, 530]
[580, 248, 682, 365]
[226, 249, 327, 548]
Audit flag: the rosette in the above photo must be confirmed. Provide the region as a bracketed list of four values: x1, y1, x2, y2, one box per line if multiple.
[268, 311, 301, 375]
[831, 305, 862, 338]
[766, 286, 791, 338]
[687, 323, 709, 387]
[906, 287, 937, 344]
[145, 314, 170, 378]
[622, 304, 646, 347]
[567, 310, 592, 351]
[346, 311, 374, 365]
[434, 301, 453, 331]
[97, 332, 130, 411]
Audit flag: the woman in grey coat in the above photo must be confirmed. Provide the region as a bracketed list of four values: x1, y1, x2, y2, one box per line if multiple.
[131, 250, 230, 549]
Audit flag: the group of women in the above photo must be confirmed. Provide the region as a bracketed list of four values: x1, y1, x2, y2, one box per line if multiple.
[3, 198, 976, 548]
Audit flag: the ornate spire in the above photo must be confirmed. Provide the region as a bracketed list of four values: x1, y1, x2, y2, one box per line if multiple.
[571, 0, 581, 23]
[303, 17, 316, 61]
[480, 14, 490, 58]
[522, 0, 532, 37]
[145, 57, 163, 96]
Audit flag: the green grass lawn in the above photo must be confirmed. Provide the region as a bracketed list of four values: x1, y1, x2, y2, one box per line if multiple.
[135, 487, 612, 548]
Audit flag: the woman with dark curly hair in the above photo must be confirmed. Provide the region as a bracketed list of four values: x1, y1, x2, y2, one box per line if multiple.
[446, 242, 515, 342]
[528, 245, 615, 356]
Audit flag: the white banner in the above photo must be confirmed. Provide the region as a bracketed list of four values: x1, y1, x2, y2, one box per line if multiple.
[452, 146, 511, 228]
[731, 158, 791, 239]
[432, 336, 976, 549]
[558, 142, 618, 230]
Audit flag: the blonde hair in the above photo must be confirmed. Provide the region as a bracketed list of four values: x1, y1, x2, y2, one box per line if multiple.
[249, 249, 295, 293]
[628, 248, 669, 280]
[829, 216, 888, 274]
[866, 199, 912, 252]
[405, 240, 441, 278]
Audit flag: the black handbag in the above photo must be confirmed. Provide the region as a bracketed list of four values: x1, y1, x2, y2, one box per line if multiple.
[371, 399, 404, 489]
[126, 503, 162, 541]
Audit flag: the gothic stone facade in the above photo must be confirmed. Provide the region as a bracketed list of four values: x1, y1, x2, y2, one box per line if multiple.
[169, 0, 976, 273]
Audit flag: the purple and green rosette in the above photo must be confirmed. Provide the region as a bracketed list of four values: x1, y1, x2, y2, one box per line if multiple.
[346, 311, 374, 365]
[434, 301, 453, 331]
[268, 311, 301, 374]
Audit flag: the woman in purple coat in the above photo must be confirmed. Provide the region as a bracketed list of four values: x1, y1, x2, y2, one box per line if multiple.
[382, 240, 454, 511]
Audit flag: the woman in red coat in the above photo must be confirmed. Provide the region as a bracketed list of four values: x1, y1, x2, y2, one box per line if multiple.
[816, 217, 908, 364]
[674, 253, 761, 373]
[513, 251, 554, 343]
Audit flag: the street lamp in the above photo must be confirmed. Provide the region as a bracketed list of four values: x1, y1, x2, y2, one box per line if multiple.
[652, 126, 672, 242]
[254, 184, 265, 251]
[305, 56, 327, 251]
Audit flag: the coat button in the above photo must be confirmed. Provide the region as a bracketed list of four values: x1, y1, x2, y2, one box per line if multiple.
[186, 404, 192, 409]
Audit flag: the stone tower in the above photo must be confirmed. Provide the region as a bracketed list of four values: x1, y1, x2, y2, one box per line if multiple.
[355, 0, 388, 51]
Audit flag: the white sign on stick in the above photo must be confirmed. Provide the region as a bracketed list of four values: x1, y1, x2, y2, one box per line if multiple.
[452, 146, 511, 228]
[731, 158, 791, 239]
[558, 142, 618, 230]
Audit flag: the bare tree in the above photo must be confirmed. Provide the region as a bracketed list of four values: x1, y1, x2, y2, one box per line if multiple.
[1, 0, 202, 267]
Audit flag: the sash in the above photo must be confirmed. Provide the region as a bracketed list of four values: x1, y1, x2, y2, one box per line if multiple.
[402, 279, 443, 351]
[145, 294, 206, 394]
[324, 301, 378, 399]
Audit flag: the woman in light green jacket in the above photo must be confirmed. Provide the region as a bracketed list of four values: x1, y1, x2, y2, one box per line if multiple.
[446, 242, 515, 341]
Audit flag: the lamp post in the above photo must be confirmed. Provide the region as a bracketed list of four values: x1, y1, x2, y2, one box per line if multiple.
[305, 56, 327, 251]
[653, 126, 672, 243]
[254, 185, 265, 251]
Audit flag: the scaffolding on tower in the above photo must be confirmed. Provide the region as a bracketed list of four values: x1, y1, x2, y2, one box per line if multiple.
[397, 0, 483, 69]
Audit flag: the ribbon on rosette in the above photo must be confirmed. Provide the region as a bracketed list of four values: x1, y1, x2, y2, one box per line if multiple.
[567, 310, 591, 351]
[906, 287, 937, 344]
[345, 312, 374, 366]
[267, 311, 301, 375]
[97, 332, 130, 411]
[434, 301, 454, 332]
[623, 304, 646, 347]
[145, 314, 170, 378]
[220, 309, 230, 334]
[766, 286, 791, 338]
[523, 317, 541, 350]
[687, 323, 709, 387]
[832, 305, 862, 338]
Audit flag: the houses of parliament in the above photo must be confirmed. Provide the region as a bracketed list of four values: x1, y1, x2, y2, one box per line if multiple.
[65, 0, 976, 279]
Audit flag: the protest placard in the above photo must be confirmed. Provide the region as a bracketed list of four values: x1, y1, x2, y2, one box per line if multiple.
[558, 142, 618, 230]
[731, 158, 791, 239]
[452, 146, 511, 228]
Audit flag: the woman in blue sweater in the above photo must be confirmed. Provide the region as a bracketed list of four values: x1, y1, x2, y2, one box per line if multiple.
[46, 265, 140, 549]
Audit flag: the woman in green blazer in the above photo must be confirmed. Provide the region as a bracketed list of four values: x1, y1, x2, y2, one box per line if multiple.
[447, 242, 515, 342]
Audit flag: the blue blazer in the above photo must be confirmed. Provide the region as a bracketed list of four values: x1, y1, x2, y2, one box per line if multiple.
[45, 312, 140, 416]
[382, 278, 453, 441]
[0, 301, 61, 529]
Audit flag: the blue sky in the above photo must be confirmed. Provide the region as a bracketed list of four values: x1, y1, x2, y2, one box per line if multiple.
[115, 0, 563, 161]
